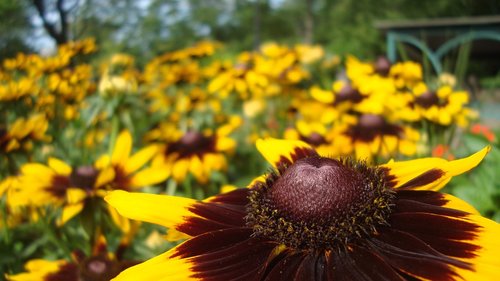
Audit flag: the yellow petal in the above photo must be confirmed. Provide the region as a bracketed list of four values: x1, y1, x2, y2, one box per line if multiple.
[172, 159, 190, 183]
[6, 259, 65, 281]
[452, 214, 500, 280]
[189, 156, 206, 183]
[95, 155, 111, 169]
[112, 130, 133, 165]
[58, 203, 84, 225]
[129, 167, 169, 188]
[441, 193, 479, 215]
[382, 146, 490, 190]
[112, 248, 197, 281]
[66, 188, 87, 204]
[310, 86, 334, 103]
[165, 229, 191, 242]
[256, 138, 316, 169]
[95, 166, 115, 188]
[220, 184, 237, 193]
[124, 145, 158, 174]
[48, 158, 72, 176]
[105, 190, 198, 229]
[108, 204, 130, 233]
[25, 259, 65, 272]
[20, 163, 55, 178]
[447, 146, 491, 177]
[215, 137, 236, 152]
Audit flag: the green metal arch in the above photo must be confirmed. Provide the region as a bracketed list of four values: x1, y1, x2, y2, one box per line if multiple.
[387, 30, 500, 74]
[386, 32, 442, 73]
[435, 31, 500, 59]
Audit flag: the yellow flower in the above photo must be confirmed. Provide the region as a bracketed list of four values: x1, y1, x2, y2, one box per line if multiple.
[389, 60, 423, 89]
[331, 114, 420, 160]
[294, 44, 325, 64]
[9, 130, 168, 226]
[0, 114, 51, 153]
[7, 234, 137, 281]
[106, 138, 499, 281]
[150, 123, 238, 184]
[412, 84, 475, 127]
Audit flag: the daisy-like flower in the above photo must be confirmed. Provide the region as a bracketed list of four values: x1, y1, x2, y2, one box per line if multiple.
[148, 120, 239, 184]
[9, 130, 168, 225]
[106, 138, 499, 281]
[0, 114, 51, 153]
[283, 120, 336, 156]
[6, 235, 138, 281]
[332, 113, 420, 159]
[411, 84, 477, 127]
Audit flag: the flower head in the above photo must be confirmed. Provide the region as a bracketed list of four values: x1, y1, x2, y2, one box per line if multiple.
[8, 130, 168, 226]
[107, 139, 499, 280]
[6, 235, 138, 281]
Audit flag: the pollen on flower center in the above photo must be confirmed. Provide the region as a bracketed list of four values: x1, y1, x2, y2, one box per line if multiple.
[246, 156, 395, 250]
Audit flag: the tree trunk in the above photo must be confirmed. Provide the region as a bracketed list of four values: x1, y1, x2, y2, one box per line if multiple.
[304, 0, 314, 44]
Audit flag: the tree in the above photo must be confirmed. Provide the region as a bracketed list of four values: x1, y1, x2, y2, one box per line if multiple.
[0, 0, 33, 59]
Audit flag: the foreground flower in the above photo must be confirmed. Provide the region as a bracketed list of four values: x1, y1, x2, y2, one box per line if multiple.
[106, 138, 499, 281]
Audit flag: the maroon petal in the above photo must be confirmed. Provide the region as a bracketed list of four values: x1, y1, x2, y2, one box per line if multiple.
[263, 252, 305, 281]
[369, 228, 471, 280]
[294, 252, 327, 281]
[207, 188, 250, 206]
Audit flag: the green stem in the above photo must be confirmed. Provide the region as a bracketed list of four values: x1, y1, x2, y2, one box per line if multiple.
[166, 179, 177, 196]
[41, 209, 71, 257]
[184, 175, 193, 199]
[6, 154, 18, 175]
[1, 199, 11, 243]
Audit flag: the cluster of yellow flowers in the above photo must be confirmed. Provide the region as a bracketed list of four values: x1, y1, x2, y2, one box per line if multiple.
[0, 39, 486, 279]
[1, 39, 480, 196]
[284, 56, 477, 160]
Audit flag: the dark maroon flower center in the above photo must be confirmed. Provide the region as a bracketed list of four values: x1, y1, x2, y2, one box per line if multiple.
[346, 114, 402, 142]
[167, 131, 216, 158]
[334, 84, 363, 105]
[415, 91, 439, 108]
[374, 56, 391, 76]
[358, 114, 385, 130]
[86, 258, 108, 274]
[79, 256, 121, 281]
[268, 157, 364, 222]
[50, 166, 99, 199]
[70, 166, 99, 190]
[247, 156, 394, 250]
[300, 132, 327, 147]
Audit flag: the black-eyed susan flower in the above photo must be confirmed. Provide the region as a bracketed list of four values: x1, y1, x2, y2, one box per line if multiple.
[6, 235, 138, 281]
[9, 130, 168, 226]
[0, 114, 51, 153]
[411, 83, 477, 127]
[148, 120, 239, 184]
[106, 138, 499, 281]
[332, 113, 420, 160]
[283, 120, 336, 156]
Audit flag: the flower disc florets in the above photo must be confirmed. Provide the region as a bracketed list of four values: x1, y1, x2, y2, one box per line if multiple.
[246, 156, 395, 250]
